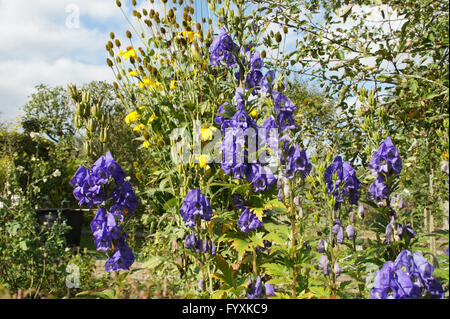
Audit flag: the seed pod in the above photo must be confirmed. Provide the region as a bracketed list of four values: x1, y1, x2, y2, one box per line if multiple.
[116, 0, 121, 7]
[126, 30, 132, 38]
[275, 31, 282, 43]
[115, 39, 121, 47]
[99, 127, 108, 143]
[81, 90, 90, 104]
[110, 32, 115, 39]
[75, 102, 84, 117]
[83, 141, 91, 154]
[75, 116, 83, 129]
[106, 58, 113, 67]
[88, 118, 96, 132]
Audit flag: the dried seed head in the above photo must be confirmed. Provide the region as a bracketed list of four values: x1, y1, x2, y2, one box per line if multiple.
[261, 50, 266, 58]
[143, 9, 148, 16]
[126, 30, 132, 39]
[202, 17, 206, 23]
[110, 32, 115, 39]
[196, 22, 201, 31]
[189, 6, 194, 14]
[106, 58, 113, 67]
[283, 26, 288, 34]
[161, 27, 166, 34]
[178, 0, 183, 5]
[208, 18, 212, 24]
[132, 0, 136, 5]
[145, 19, 152, 27]
[149, 10, 155, 18]
[115, 39, 121, 47]
[275, 31, 282, 43]
[113, 82, 119, 90]
[116, 0, 122, 7]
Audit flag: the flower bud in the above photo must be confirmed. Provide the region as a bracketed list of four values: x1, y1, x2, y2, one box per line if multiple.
[317, 239, 325, 253]
[334, 262, 341, 277]
[318, 254, 330, 275]
[346, 225, 355, 240]
[358, 205, 364, 219]
[336, 226, 344, 244]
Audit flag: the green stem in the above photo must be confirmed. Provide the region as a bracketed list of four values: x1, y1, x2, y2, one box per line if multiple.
[288, 178, 297, 299]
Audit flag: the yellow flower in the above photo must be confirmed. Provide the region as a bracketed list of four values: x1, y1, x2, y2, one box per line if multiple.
[129, 70, 139, 76]
[143, 141, 151, 148]
[118, 48, 137, 60]
[133, 123, 145, 132]
[249, 108, 258, 117]
[125, 111, 139, 124]
[201, 125, 218, 142]
[139, 77, 153, 89]
[147, 114, 158, 124]
[197, 154, 209, 168]
[178, 31, 199, 43]
[170, 80, 176, 90]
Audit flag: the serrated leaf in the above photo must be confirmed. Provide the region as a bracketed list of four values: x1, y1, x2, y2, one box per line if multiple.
[213, 255, 234, 288]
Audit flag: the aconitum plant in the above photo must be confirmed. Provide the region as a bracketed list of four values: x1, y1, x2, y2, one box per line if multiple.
[367, 137, 414, 246]
[324, 156, 361, 211]
[71, 152, 137, 272]
[247, 275, 276, 299]
[370, 250, 445, 299]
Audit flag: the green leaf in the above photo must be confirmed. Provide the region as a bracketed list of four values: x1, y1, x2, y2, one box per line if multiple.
[213, 255, 234, 288]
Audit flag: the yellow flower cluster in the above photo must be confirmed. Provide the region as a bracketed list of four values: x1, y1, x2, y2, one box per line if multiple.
[139, 77, 163, 92]
[118, 48, 137, 60]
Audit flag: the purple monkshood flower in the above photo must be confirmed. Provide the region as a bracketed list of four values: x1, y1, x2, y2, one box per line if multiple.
[104, 233, 135, 272]
[334, 262, 341, 277]
[371, 250, 445, 299]
[324, 156, 361, 210]
[264, 283, 276, 297]
[317, 239, 325, 253]
[71, 152, 136, 212]
[246, 163, 276, 192]
[209, 27, 239, 68]
[272, 90, 296, 114]
[285, 143, 312, 180]
[332, 219, 341, 235]
[180, 189, 213, 228]
[397, 223, 415, 240]
[71, 152, 137, 272]
[185, 232, 215, 255]
[91, 151, 126, 185]
[368, 174, 390, 203]
[277, 110, 296, 132]
[318, 254, 330, 276]
[261, 71, 276, 94]
[336, 226, 345, 244]
[248, 276, 262, 299]
[197, 278, 204, 292]
[369, 136, 403, 177]
[237, 208, 263, 233]
[346, 225, 355, 240]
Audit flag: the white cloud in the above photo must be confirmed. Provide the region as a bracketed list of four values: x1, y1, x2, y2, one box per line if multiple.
[0, 0, 128, 123]
[0, 58, 115, 121]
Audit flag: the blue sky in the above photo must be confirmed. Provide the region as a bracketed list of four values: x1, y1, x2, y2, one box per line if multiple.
[0, 0, 131, 123]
